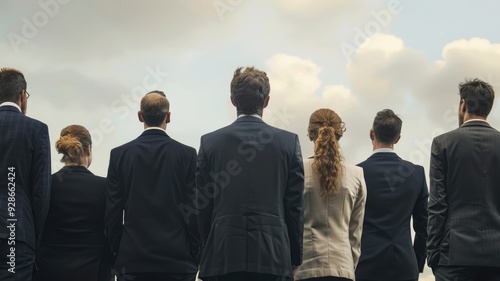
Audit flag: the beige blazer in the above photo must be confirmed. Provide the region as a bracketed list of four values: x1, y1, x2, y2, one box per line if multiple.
[295, 158, 366, 281]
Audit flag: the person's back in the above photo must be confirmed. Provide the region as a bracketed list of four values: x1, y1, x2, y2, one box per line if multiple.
[428, 79, 500, 280]
[105, 91, 199, 281]
[197, 66, 304, 281]
[296, 109, 366, 281]
[0, 68, 51, 280]
[356, 109, 428, 281]
[35, 125, 112, 281]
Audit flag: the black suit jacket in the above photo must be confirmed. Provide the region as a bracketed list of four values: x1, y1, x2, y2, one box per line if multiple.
[356, 152, 428, 280]
[0, 105, 51, 251]
[427, 121, 500, 267]
[36, 166, 112, 281]
[105, 129, 200, 274]
[196, 116, 304, 278]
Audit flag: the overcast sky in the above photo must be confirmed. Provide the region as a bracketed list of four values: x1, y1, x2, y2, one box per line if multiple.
[2, 1, 500, 279]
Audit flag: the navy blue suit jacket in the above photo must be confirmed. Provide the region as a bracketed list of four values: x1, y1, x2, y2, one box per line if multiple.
[196, 116, 304, 278]
[0, 105, 51, 251]
[105, 129, 200, 274]
[356, 152, 428, 280]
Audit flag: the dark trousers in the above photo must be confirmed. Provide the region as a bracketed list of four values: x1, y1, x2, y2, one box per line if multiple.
[117, 272, 196, 281]
[357, 279, 416, 281]
[301, 277, 352, 281]
[0, 239, 35, 281]
[203, 272, 292, 281]
[433, 265, 500, 281]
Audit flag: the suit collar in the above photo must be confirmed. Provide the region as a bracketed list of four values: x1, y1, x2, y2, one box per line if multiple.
[0, 104, 22, 113]
[59, 165, 93, 174]
[233, 115, 265, 124]
[366, 152, 401, 160]
[140, 129, 170, 138]
[460, 120, 491, 128]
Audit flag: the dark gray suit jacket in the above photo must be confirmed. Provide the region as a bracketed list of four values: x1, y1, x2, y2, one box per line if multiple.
[0, 105, 51, 252]
[196, 116, 304, 278]
[427, 120, 500, 267]
[105, 129, 200, 274]
[356, 152, 428, 280]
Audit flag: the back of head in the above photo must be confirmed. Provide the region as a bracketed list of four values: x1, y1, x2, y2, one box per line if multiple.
[56, 125, 92, 165]
[140, 90, 170, 127]
[372, 109, 402, 145]
[308, 108, 345, 197]
[0, 68, 26, 104]
[230, 66, 270, 116]
[459, 78, 495, 118]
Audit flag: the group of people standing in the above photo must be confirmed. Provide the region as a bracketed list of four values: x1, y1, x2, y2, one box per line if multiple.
[0, 66, 499, 281]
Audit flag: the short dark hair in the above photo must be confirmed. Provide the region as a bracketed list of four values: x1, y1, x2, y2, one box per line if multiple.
[459, 78, 495, 118]
[230, 66, 270, 115]
[372, 109, 402, 145]
[0, 68, 26, 104]
[140, 90, 169, 127]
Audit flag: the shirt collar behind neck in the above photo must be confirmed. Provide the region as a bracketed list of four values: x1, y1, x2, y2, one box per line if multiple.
[373, 148, 395, 154]
[237, 114, 262, 119]
[144, 127, 167, 133]
[463, 119, 488, 125]
[0, 102, 21, 112]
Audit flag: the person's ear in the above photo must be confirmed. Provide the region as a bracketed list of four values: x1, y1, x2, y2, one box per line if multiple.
[138, 111, 144, 123]
[369, 129, 375, 141]
[459, 99, 467, 115]
[394, 134, 401, 144]
[263, 95, 270, 108]
[165, 112, 171, 124]
[86, 146, 91, 156]
[230, 95, 237, 107]
[19, 90, 28, 114]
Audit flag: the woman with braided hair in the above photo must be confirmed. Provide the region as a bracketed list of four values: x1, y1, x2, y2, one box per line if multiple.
[295, 108, 367, 281]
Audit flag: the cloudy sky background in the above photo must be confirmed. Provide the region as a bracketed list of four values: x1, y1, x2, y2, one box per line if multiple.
[3, 1, 500, 279]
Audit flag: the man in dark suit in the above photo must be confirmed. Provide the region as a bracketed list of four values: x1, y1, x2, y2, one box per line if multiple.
[196, 66, 304, 281]
[105, 91, 200, 281]
[427, 79, 500, 281]
[356, 109, 428, 281]
[0, 67, 51, 280]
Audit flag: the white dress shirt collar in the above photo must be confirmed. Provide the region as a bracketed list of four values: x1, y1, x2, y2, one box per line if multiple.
[463, 119, 488, 125]
[372, 148, 395, 154]
[237, 114, 262, 119]
[0, 102, 21, 112]
[144, 127, 167, 134]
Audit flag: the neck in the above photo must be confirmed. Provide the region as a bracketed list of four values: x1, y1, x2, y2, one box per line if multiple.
[463, 113, 486, 122]
[64, 162, 88, 168]
[372, 142, 394, 151]
[144, 124, 167, 130]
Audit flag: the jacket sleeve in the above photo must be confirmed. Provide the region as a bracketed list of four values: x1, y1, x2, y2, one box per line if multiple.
[284, 135, 305, 267]
[413, 165, 429, 272]
[427, 138, 447, 268]
[196, 138, 214, 248]
[349, 168, 366, 268]
[31, 123, 51, 251]
[183, 148, 202, 264]
[105, 149, 124, 258]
